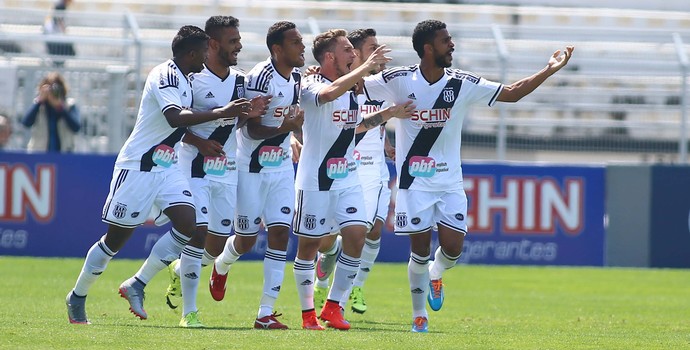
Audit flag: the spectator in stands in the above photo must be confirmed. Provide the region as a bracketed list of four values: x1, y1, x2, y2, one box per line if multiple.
[0, 114, 11, 150]
[43, 0, 75, 66]
[21, 72, 80, 152]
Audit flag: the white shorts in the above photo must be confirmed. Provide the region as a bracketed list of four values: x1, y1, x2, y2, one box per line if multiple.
[394, 189, 468, 236]
[189, 177, 236, 236]
[293, 186, 368, 238]
[102, 168, 195, 228]
[235, 170, 294, 236]
[360, 176, 391, 227]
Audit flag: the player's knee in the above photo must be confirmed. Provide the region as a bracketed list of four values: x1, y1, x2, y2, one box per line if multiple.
[235, 235, 257, 253]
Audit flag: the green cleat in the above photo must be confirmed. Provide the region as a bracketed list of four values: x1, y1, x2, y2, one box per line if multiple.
[165, 260, 181, 310]
[179, 311, 205, 328]
[349, 286, 367, 314]
[313, 285, 328, 311]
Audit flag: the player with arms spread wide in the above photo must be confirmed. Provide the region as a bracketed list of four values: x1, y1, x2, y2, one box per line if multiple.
[363, 19, 573, 332]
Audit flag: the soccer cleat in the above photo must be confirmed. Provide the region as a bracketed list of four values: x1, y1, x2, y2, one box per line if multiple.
[315, 239, 340, 282]
[427, 278, 444, 311]
[165, 259, 181, 310]
[118, 279, 148, 320]
[179, 311, 205, 328]
[301, 310, 325, 330]
[254, 312, 289, 330]
[66, 291, 90, 324]
[349, 286, 367, 314]
[319, 300, 350, 330]
[209, 264, 228, 301]
[411, 316, 429, 333]
[313, 285, 328, 310]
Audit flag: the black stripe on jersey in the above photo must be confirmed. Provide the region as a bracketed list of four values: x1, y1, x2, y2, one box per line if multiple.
[161, 104, 180, 113]
[291, 71, 302, 105]
[160, 62, 180, 89]
[317, 93, 358, 191]
[190, 123, 235, 178]
[489, 84, 502, 106]
[399, 77, 463, 190]
[355, 99, 384, 146]
[251, 64, 274, 93]
[248, 133, 290, 173]
[139, 128, 186, 172]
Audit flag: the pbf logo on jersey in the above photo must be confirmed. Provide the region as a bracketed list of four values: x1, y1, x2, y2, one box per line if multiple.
[326, 157, 349, 179]
[258, 146, 284, 167]
[152, 145, 175, 168]
[353, 150, 361, 167]
[409, 156, 436, 177]
[203, 156, 228, 176]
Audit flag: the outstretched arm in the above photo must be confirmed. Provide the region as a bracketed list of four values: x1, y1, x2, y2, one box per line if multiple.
[356, 101, 415, 134]
[497, 46, 574, 103]
[318, 45, 392, 104]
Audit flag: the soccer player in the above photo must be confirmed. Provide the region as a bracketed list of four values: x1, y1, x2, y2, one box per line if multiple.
[65, 25, 251, 324]
[294, 29, 412, 330]
[314, 28, 398, 314]
[363, 19, 574, 332]
[209, 20, 305, 330]
[164, 16, 269, 328]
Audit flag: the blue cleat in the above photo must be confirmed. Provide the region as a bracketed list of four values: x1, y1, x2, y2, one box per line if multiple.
[427, 278, 444, 311]
[411, 316, 428, 333]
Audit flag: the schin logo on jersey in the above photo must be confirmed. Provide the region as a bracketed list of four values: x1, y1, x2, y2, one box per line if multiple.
[410, 108, 451, 123]
[152, 145, 175, 168]
[360, 104, 380, 115]
[273, 105, 298, 118]
[332, 109, 358, 129]
[258, 146, 285, 167]
[203, 156, 228, 176]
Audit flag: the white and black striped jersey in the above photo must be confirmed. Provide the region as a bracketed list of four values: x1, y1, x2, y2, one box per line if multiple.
[237, 58, 301, 174]
[115, 59, 192, 172]
[295, 74, 361, 191]
[364, 65, 502, 191]
[354, 95, 389, 182]
[176, 66, 245, 185]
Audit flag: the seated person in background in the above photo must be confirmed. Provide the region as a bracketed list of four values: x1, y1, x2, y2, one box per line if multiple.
[22, 72, 80, 152]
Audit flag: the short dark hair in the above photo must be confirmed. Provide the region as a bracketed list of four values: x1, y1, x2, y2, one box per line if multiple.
[266, 21, 297, 54]
[205, 15, 240, 41]
[412, 20, 446, 58]
[312, 29, 347, 64]
[171, 25, 209, 57]
[347, 28, 376, 51]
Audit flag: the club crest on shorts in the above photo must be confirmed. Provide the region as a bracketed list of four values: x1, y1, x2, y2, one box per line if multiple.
[113, 203, 127, 219]
[237, 215, 249, 230]
[396, 213, 407, 228]
[305, 214, 317, 230]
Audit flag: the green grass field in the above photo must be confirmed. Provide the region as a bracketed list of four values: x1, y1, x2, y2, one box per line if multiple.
[1, 256, 689, 350]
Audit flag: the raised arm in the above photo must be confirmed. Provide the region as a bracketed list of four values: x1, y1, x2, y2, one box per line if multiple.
[497, 46, 574, 103]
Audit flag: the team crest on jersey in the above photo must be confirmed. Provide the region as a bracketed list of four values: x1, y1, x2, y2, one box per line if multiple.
[396, 213, 407, 228]
[443, 88, 455, 103]
[236, 84, 245, 98]
[304, 214, 317, 230]
[113, 203, 127, 219]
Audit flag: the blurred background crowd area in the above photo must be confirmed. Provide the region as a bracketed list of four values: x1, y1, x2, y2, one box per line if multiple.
[0, 0, 688, 164]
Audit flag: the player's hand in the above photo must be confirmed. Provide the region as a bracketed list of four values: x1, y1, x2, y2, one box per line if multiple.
[221, 98, 251, 118]
[387, 100, 416, 119]
[384, 141, 395, 161]
[290, 133, 302, 163]
[304, 65, 320, 77]
[196, 139, 225, 157]
[362, 45, 392, 75]
[548, 46, 574, 71]
[248, 95, 271, 118]
[281, 105, 304, 132]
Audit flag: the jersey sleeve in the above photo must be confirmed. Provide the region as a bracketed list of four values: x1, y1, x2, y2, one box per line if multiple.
[459, 72, 503, 107]
[245, 67, 270, 99]
[301, 75, 326, 108]
[363, 72, 396, 104]
[154, 66, 184, 113]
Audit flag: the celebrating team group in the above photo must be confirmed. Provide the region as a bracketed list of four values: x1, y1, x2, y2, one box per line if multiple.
[64, 15, 573, 333]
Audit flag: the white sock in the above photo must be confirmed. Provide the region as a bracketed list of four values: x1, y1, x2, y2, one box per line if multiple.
[328, 253, 360, 305]
[258, 248, 287, 318]
[293, 258, 315, 311]
[180, 245, 203, 316]
[215, 235, 242, 275]
[408, 252, 430, 319]
[134, 228, 189, 284]
[353, 237, 380, 288]
[315, 276, 330, 289]
[429, 247, 460, 280]
[201, 249, 216, 268]
[72, 236, 116, 297]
